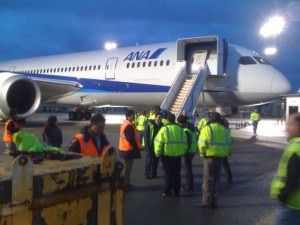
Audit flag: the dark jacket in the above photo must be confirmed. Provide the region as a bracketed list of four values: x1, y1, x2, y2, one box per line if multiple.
[144, 119, 163, 153]
[67, 125, 109, 155]
[43, 127, 63, 148]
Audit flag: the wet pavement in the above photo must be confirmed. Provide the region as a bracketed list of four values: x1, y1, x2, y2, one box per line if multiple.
[0, 114, 287, 225]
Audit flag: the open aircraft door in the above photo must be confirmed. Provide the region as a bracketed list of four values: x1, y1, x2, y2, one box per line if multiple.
[105, 57, 118, 80]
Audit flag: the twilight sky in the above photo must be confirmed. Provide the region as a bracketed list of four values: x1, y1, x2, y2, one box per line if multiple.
[0, 0, 299, 92]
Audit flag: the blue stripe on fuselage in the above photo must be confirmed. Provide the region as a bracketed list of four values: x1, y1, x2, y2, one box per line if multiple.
[5, 72, 170, 93]
[149, 48, 167, 59]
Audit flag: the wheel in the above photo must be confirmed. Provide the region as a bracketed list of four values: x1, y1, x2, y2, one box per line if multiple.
[75, 111, 84, 120]
[69, 111, 76, 120]
[84, 112, 92, 120]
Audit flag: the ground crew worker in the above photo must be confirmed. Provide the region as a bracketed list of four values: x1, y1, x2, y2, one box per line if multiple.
[133, 109, 141, 126]
[149, 106, 161, 120]
[136, 110, 148, 142]
[119, 109, 142, 191]
[67, 113, 111, 157]
[198, 112, 232, 208]
[198, 111, 211, 134]
[177, 115, 197, 193]
[154, 112, 187, 197]
[160, 109, 169, 125]
[270, 113, 300, 225]
[3, 109, 20, 154]
[221, 115, 233, 183]
[250, 108, 260, 135]
[144, 111, 163, 179]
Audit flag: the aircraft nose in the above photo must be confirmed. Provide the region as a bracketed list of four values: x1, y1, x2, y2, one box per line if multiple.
[271, 71, 291, 94]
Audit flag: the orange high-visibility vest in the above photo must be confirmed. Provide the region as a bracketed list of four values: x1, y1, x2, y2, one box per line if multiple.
[3, 119, 20, 143]
[75, 133, 107, 157]
[119, 120, 142, 151]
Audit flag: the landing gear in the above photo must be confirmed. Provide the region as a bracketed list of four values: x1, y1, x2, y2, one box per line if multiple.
[68, 110, 92, 121]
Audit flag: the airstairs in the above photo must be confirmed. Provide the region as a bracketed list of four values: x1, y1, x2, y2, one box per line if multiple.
[160, 36, 227, 119]
[160, 65, 209, 117]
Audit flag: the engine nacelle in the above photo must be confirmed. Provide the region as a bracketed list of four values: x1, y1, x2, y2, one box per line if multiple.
[0, 72, 41, 119]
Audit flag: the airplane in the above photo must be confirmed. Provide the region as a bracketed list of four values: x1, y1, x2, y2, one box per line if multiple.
[0, 35, 291, 120]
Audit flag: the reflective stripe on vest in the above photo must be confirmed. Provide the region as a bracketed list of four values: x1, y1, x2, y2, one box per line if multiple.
[270, 138, 300, 209]
[3, 119, 19, 143]
[119, 120, 142, 151]
[75, 133, 106, 157]
[198, 125, 231, 147]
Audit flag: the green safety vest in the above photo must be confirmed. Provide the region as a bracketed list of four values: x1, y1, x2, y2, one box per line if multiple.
[154, 124, 187, 157]
[184, 127, 197, 153]
[198, 123, 232, 158]
[136, 115, 148, 131]
[250, 112, 260, 121]
[270, 137, 300, 210]
[198, 117, 209, 133]
[13, 131, 60, 152]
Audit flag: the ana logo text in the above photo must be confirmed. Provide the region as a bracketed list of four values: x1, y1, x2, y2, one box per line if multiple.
[123, 48, 166, 61]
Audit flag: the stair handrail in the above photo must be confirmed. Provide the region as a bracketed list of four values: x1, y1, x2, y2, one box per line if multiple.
[160, 63, 189, 111]
[177, 66, 209, 117]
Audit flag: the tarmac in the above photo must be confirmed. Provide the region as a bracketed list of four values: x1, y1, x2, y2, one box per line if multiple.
[0, 114, 289, 225]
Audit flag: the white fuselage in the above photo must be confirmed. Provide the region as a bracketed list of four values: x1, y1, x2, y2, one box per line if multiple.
[0, 37, 291, 119]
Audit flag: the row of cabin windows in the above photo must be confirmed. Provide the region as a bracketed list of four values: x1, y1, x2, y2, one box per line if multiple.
[126, 60, 171, 69]
[20, 65, 102, 74]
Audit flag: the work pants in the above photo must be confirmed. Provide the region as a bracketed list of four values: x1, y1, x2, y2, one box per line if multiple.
[223, 157, 232, 183]
[122, 158, 134, 186]
[202, 157, 223, 206]
[4, 142, 17, 155]
[161, 155, 181, 196]
[273, 204, 300, 225]
[183, 152, 195, 190]
[252, 121, 259, 135]
[144, 149, 159, 178]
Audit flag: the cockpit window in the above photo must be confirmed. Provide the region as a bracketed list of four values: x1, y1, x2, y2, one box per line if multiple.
[239, 56, 257, 65]
[253, 56, 272, 65]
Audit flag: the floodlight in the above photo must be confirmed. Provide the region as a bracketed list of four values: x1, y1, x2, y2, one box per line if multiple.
[260, 16, 286, 38]
[104, 42, 117, 50]
[264, 47, 277, 55]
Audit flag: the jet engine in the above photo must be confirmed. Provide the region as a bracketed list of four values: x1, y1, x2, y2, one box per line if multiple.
[0, 72, 41, 119]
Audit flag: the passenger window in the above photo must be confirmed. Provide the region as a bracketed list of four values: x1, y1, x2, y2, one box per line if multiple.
[132, 63, 135, 68]
[137, 62, 140, 67]
[239, 57, 257, 65]
[154, 61, 157, 66]
[65, 67, 68, 72]
[85, 66, 88, 70]
[160, 60, 164, 66]
[77, 67, 79, 71]
[253, 56, 272, 65]
[81, 66, 83, 71]
[53, 68, 56, 73]
[73, 67, 75, 71]
[143, 62, 146, 67]
[93, 65, 96, 70]
[166, 60, 170, 66]
[50, 69, 53, 73]
[148, 61, 152, 67]
[98, 65, 101, 70]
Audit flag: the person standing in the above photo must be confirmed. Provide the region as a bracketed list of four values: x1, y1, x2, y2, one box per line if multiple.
[250, 109, 261, 135]
[198, 112, 232, 208]
[43, 115, 63, 148]
[3, 109, 20, 154]
[177, 115, 197, 193]
[220, 115, 233, 184]
[136, 110, 148, 143]
[198, 111, 211, 134]
[67, 113, 111, 157]
[144, 111, 163, 179]
[270, 113, 300, 225]
[154, 112, 187, 197]
[119, 110, 142, 190]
